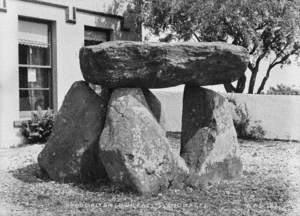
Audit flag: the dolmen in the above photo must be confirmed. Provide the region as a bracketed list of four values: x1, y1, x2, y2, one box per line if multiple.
[38, 41, 249, 195]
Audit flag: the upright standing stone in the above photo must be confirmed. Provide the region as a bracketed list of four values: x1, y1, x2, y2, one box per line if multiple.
[181, 85, 242, 186]
[99, 88, 179, 195]
[38, 81, 110, 183]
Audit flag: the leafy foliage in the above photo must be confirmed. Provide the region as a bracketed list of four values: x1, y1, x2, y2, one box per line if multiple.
[227, 97, 265, 140]
[266, 83, 300, 95]
[21, 108, 55, 144]
[141, 0, 300, 94]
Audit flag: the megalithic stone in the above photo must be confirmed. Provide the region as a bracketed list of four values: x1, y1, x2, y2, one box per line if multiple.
[181, 85, 242, 186]
[80, 41, 249, 88]
[38, 81, 111, 183]
[98, 88, 187, 195]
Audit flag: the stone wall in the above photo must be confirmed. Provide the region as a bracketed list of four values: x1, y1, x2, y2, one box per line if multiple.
[38, 41, 247, 193]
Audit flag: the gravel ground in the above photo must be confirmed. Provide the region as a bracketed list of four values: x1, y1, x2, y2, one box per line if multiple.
[0, 138, 299, 216]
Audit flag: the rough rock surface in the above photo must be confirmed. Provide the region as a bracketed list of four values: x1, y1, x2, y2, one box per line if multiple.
[99, 88, 186, 194]
[38, 81, 110, 183]
[181, 85, 242, 187]
[80, 41, 249, 88]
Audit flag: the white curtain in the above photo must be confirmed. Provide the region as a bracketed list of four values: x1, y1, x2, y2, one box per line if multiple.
[18, 20, 48, 48]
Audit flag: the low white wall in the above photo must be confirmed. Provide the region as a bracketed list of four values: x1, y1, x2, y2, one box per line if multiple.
[152, 90, 183, 132]
[152, 90, 300, 141]
[227, 93, 300, 141]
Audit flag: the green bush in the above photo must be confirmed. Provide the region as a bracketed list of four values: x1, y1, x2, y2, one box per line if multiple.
[21, 108, 55, 144]
[247, 121, 266, 140]
[227, 97, 265, 140]
[265, 84, 300, 95]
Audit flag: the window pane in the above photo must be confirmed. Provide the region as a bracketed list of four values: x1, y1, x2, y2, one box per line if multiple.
[30, 46, 50, 65]
[84, 40, 103, 46]
[19, 44, 28, 65]
[84, 29, 108, 42]
[19, 67, 50, 88]
[19, 90, 51, 111]
[18, 44, 50, 65]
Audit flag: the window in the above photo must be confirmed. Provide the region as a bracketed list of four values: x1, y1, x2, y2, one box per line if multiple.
[84, 26, 110, 46]
[84, 26, 110, 94]
[18, 19, 53, 114]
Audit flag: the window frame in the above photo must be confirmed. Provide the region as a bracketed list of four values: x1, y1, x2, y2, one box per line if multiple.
[84, 26, 111, 94]
[84, 25, 111, 46]
[18, 17, 56, 119]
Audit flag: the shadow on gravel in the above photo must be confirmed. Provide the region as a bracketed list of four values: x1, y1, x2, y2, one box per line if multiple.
[10, 163, 50, 183]
[9, 163, 132, 195]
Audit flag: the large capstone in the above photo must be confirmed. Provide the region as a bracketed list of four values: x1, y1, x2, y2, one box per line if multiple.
[181, 85, 242, 187]
[38, 81, 110, 183]
[80, 41, 249, 88]
[98, 88, 184, 195]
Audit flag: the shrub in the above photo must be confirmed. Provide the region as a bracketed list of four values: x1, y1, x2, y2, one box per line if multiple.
[227, 97, 265, 140]
[265, 84, 300, 95]
[21, 107, 55, 144]
[247, 121, 266, 141]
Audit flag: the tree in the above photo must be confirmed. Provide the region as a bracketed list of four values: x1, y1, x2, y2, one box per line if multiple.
[141, 0, 300, 93]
